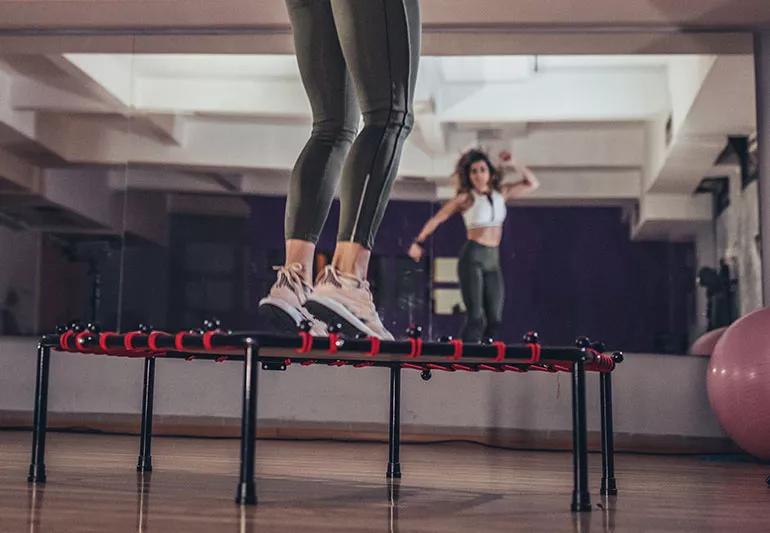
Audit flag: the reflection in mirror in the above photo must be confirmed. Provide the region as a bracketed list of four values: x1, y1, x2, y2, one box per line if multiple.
[0, 51, 133, 335]
[106, 53, 761, 355]
[0, 51, 760, 355]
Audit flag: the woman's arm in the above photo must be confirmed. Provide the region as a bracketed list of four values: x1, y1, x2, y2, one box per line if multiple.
[498, 150, 540, 200]
[408, 193, 469, 261]
[415, 193, 467, 242]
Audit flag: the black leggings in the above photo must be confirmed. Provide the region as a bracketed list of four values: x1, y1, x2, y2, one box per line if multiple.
[284, 0, 421, 249]
[458, 241, 505, 342]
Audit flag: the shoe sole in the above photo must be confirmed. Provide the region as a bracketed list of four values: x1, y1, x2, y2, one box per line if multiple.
[257, 298, 302, 334]
[305, 296, 389, 340]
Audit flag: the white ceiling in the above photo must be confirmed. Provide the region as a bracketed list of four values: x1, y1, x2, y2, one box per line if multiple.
[0, 0, 764, 56]
[0, 0, 762, 242]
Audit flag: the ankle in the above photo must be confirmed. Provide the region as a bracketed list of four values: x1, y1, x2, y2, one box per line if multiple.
[331, 241, 370, 280]
[285, 239, 315, 282]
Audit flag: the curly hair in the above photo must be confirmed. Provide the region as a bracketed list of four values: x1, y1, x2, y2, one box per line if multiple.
[453, 148, 503, 195]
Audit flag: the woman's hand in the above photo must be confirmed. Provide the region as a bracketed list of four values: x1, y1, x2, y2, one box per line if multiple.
[408, 242, 424, 262]
[499, 150, 522, 168]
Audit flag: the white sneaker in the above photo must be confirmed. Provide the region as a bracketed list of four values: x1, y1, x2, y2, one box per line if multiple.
[304, 265, 394, 340]
[258, 263, 328, 336]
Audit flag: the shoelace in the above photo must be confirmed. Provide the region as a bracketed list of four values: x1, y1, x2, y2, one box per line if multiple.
[274, 264, 312, 303]
[315, 265, 338, 287]
[274, 265, 328, 330]
[320, 266, 376, 307]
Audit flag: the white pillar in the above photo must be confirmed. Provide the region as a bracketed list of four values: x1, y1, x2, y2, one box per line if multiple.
[753, 32, 770, 305]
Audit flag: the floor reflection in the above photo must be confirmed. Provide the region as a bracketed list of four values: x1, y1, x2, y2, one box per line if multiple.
[26, 483, 45, 533]
[136, 472, 151, 533]
[5, 433, 767, 533]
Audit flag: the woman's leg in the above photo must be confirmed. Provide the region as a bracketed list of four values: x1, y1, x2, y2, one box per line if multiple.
[482, 266, 505, 340]
[459, 244, 487, 342]
[304, 0, 420, 340]
[284, 0, 360, 281]
[259, 0, 358, 334]
[329, 0, 421, 276]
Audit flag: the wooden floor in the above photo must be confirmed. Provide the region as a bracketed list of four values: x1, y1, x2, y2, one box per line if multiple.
[1, 431, 768, 532]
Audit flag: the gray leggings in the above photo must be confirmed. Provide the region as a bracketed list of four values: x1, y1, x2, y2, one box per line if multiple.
[458, 241, 505, 342]
[284, 0, 421, 249]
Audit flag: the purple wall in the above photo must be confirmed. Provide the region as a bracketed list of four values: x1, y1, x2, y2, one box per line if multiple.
[249, 197, 694, 353]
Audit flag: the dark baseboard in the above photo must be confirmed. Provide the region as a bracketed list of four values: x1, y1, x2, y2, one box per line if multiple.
[0, 410, 740, 455]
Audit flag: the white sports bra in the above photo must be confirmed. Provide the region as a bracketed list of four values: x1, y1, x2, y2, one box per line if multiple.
[462, 189, 507, 230]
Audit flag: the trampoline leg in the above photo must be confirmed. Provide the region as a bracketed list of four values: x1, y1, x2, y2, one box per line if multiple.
[137, 357, 156, 472]
[387, 365, 402, 478]
[571, 359, 592, 512]
[28, 344, 51, 483]
[600, 372, 618, 496]
[236, 339, 259, 505]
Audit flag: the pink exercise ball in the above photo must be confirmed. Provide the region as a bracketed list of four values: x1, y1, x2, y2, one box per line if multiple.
[707, 307, 770, 459]
[689, 327, 728, 356]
